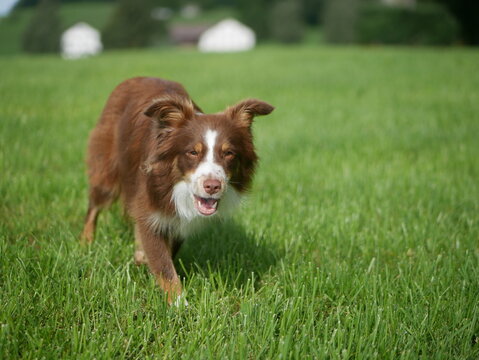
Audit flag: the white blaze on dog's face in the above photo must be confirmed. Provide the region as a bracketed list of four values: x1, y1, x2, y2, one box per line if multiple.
[144, 95, 274, 221]
[184, 128, 225, 217]
[190, 129, 225, 214]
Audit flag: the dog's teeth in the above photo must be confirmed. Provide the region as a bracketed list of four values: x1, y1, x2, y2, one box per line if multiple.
[213, 201, 218, 209]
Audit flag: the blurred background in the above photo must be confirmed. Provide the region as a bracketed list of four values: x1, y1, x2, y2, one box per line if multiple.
[0, 0, 477, 57]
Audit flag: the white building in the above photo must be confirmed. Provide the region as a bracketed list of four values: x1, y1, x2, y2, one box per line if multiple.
[61, 22, 102, 60]
[198, 19, 255, 53]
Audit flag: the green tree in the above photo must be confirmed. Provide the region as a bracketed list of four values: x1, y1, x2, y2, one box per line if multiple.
[430, 0, 479, 45]
[301, 0, 323, 25]
[323, 0, 360, 43]
[102, 0, 162, 49]
[270, 0, 305, 43]
[237, 0, 275, 40]
[22, 0, 62, 54]
[358, 2, 458, 45]
[16, 0, 113, 7]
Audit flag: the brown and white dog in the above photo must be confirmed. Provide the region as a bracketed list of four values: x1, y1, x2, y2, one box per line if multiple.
[81, 77, 274, 304]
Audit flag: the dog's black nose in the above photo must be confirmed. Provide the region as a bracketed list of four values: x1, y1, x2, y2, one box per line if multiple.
[204, 179, 221, 195]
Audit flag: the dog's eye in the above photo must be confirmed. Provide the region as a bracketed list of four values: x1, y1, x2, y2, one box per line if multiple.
[187, 150, 199, 158]
[224, 150, 235, 159]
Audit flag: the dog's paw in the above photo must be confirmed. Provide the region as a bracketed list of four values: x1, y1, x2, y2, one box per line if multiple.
[134, 250, 147, 265]
[173, 294, 189, 308]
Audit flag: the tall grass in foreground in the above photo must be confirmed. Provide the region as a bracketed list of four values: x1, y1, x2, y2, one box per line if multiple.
[0, 46, 478, 358]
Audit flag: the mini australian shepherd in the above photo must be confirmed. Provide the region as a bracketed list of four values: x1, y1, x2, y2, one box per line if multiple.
[81, 77, 274, 304]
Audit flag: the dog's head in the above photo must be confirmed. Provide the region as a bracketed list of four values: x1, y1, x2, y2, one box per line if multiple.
[144, 95, 274, 219]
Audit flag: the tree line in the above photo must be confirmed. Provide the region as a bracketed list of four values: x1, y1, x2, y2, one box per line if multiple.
[19, 0, 479, 54]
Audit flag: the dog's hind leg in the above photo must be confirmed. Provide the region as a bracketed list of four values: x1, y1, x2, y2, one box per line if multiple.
[81, 122, 120, 245]
[81, 185, 117, 245]
[81, 204, 99, 245]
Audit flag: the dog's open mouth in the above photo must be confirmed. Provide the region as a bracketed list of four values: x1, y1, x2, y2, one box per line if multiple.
[194, 195, 219, 216]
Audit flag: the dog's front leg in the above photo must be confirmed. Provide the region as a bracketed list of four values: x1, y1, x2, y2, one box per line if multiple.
[136, 221, 182, 305]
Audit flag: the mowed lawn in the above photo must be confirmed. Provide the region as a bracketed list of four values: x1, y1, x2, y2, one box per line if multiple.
[0, 46, 478, 359]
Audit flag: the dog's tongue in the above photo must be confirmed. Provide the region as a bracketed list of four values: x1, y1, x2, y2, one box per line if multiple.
[201, 198, 217, 209]
[195, 197, 218, 215]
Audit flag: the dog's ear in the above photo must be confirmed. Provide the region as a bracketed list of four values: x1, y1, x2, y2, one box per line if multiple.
[144, 95, 194, 129]
[227, 99, 274, 128]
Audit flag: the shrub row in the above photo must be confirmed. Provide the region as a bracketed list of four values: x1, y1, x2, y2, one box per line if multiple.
[357, 2, 459, 45]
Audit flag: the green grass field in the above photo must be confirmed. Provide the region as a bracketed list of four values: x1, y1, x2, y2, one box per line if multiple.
[1, 46, 478, 358]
